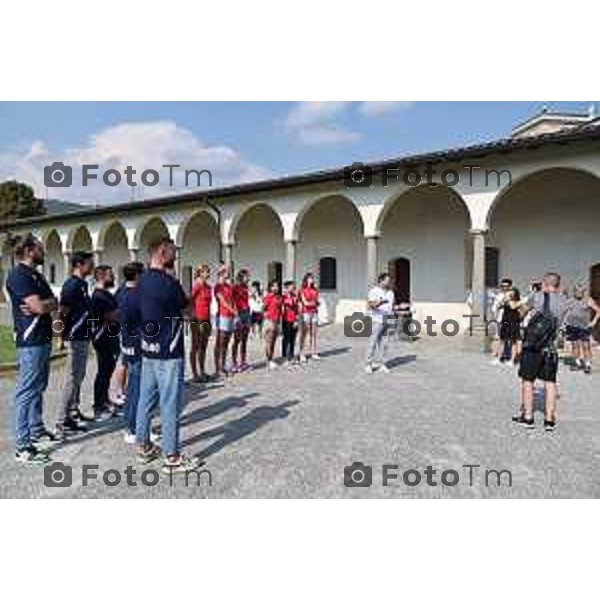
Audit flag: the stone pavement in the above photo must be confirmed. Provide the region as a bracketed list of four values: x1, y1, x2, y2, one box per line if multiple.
[0, 327, 598, 498]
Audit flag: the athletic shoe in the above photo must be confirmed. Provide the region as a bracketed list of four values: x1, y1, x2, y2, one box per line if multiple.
[94, 406, 116, 421]
[161, 454, 203, 474]
[312, 353, 321, 361]
[300, 355, 308, 364]
[511, 413, 526, 424]
[123, 432, 137, 445]
[63, 418, 88, 433]
[70, 409, 95, 423]
[378, 364, 391, 374]
[365, 363, 374, 374]
[137, 443, 161, 465]
[30, 429, 59, 444]
[230, 364, 240, 374]
[150, 431, 161, 443]
[584, 364, 592, 375]
[521, 417, 535, 429]
[15, 446, 50, 464]
[240, 362, 251, 372]
[490, 358, 501, 366]
[268, 361, 278, 370]
[112, 393, 127, 407]
[544, 420, 556, 432]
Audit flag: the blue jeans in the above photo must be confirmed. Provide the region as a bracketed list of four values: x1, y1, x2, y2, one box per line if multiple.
[136, 357, 184, 456]
[13, 343, 51, 451]
[124, 359, 141, 436]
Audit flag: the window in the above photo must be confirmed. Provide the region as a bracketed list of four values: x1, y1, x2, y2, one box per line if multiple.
[319, 256, 337, 291]
[267, 261, 283, 289]
[485, 247, 500, 288]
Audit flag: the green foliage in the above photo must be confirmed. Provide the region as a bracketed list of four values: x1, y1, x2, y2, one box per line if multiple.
[0, 180, 46, 226]
[0, 325, 16, 363]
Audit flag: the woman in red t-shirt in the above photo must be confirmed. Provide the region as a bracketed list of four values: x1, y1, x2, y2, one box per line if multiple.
[213, 265, 237, 378]
[281, 280, 300, 364]
[263, 279, 283, 369]
[190, 264, 213, 382]
[231, 268, 251, 372]
[299, 272, 320, 361]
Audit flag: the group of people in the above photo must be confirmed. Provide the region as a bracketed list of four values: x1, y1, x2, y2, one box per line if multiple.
[488, 273, 599, 431]
[188, 265, 322, 382]
[5, 233, 324, 470]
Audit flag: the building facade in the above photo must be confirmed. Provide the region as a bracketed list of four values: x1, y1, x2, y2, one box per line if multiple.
[2, 110, 600, 333]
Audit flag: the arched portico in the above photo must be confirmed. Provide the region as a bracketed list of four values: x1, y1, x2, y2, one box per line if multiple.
[136, 217, 170, 264]
[232, 203, 285, 287]
[68, 225, 93, 253]
[487, 167, 600, 293]
[378, 184, 471, 322]
[296, 194, 366, 322]
[100, 221, 130, 281]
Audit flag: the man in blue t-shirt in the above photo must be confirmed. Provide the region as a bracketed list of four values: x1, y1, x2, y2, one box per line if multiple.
[115, 261, 150, 442]
[91, 265, 120, 419]
[135, 236, 199, 473]
[6, 235, 57, 463]
[56, 251, 95, 438]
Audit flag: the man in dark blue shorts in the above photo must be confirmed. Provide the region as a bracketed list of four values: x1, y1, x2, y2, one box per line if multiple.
[6, 235, 58, 463]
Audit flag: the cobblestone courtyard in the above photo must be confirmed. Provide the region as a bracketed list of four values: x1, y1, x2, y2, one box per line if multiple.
[0, 327, 598, 498]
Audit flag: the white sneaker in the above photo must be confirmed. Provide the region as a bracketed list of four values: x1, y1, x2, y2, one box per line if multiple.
[268, 361, 278, 370]
[112, 393, 127, 407]
[365, 363, 375, 374]
[150, 431, 161, 443]
[379, 364, 391, 374]
[123, 432, 137, 445]
[311, 353, 321, 361]
[490, 358, 501, 366]
[300, 355, 308, 364]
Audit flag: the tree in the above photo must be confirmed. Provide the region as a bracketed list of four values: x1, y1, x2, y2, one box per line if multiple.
[0, 180, 46, 226]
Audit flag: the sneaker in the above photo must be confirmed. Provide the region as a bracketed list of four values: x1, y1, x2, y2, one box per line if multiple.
[511, 413, 526, 424]
[300, 355, 308, 364]
[94, 406, 116, 421]
[137, 443, 161, 465]
[112, 393, 127, 407]
[240, 362, 251, 372]
[544, 420, 556, 432]
[365, 363, 374, 374]
[70, 409, 95, 423]
[311, 353, 321, 361]
[583, 364, 592, 375]
[490, 358, 501, 366]
[123, 432, 137, 445]
[63, 418, 88, 433]
[521, 417, 535, 429]
[378, 364, 391, 374]
[15, 446, 50, 464]
[161, 454, 203, 474]
[30, 429, 59, 444]
[150, 431, 161, 443]
[267, 360, 278, 370]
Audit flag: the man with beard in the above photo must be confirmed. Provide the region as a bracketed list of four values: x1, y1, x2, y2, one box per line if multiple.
[91, 265, 120, 420]
[6, 235, 58, 463]
[136, 237, 200, 473]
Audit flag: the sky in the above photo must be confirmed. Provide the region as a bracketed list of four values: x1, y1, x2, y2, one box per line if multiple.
[0, 101, 596, 205]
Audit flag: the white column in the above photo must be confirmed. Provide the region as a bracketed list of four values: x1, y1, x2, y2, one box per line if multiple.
[366, 235, 379, 289]
[470, 228, 487, 329]
[129, 248, 139, 263]
[285, 240, 297, 282]
[63, 251, 72, 278]
[223, 243, 234, 273]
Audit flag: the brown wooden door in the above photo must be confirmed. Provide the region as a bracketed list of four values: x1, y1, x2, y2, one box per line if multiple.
[388, 257, 411, 304]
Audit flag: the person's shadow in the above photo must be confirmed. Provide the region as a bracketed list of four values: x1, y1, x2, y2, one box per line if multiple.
[181, 393, 259, 427]
[386, 354, 417, 369]
[183, 400, 299, 461]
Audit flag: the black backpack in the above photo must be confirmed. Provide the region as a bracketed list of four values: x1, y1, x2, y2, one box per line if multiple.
[522, 292, 558, 352]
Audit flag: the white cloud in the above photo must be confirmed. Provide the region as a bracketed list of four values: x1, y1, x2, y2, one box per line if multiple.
[283, 101, 414, 145]
[359, 101, 414, 116]
[284, 101, 359, 146]
[0, 121, 272, 205]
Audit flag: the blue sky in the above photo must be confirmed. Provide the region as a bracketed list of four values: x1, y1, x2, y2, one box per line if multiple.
[0, 101, 596, 204]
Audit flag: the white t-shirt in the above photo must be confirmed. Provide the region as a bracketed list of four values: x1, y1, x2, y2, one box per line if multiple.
[368, 286, 395, 323]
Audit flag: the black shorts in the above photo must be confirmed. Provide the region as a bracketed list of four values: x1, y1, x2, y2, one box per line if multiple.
[518, 349, 559, 383]
[251, 312, 264, 326]
[565, 325, 590, 342]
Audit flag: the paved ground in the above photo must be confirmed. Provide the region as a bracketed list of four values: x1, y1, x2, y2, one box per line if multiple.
[0, 327, 598, 498]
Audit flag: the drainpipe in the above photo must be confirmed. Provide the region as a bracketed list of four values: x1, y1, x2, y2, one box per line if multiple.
[204, 196, 223, 263]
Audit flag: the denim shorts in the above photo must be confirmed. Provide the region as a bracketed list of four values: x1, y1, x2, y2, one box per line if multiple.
[565, 325, 591, 342]
[235, 310, 251, 329]
[302, 312, 318, 325]
[217, 316, 234, 333]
